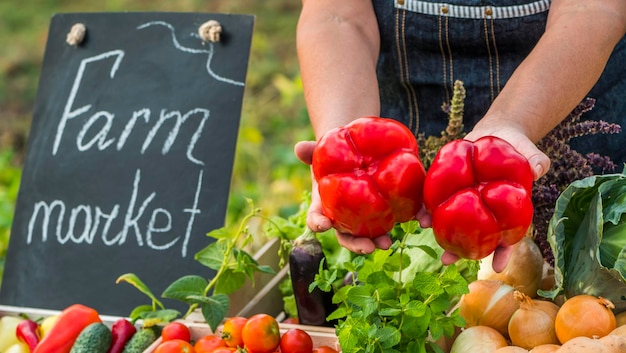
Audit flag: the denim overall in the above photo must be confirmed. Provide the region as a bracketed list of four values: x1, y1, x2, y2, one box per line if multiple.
[372, 0, 626, 165]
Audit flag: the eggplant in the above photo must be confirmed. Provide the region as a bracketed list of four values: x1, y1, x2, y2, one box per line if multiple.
[289, 228, 336, 327]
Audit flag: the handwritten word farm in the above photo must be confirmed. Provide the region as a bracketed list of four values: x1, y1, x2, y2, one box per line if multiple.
[25, 49, 210, 258]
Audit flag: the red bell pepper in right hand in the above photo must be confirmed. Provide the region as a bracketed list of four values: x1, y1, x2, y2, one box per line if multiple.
[33, 304, 101, 353]
[423, 136, 534, 260]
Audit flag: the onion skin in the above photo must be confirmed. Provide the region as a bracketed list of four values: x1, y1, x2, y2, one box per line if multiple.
[528, 344, 560, 353]
[554, 295, 617, 344]
[508, 291, 560, 349]
[450, 326, 508, 353]
[459, 280, 520, 337]
[478, 236, 544, 297]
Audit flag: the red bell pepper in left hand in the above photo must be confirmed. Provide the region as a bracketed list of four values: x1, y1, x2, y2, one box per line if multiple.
[423, 136, 534, 260]
[16, 319, 40, 352]
[312, 116, 427, 237]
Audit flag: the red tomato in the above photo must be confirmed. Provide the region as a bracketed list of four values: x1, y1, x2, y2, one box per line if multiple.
[154, 338, 196, 353]
[279, 328, 313, 353]
[221, 316, 248, 348]
[210, 348, 237, 353]
[282, 317, 299, 324]
[194, 334, 228, 353]
[312, 346, 338, 353]
[241, 314, 281, 353]
[161, 322, 192, 342]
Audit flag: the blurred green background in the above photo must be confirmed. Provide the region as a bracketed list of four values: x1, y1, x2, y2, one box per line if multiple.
[0, 1, 312, 279]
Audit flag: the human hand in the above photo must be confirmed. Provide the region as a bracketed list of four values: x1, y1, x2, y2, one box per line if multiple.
[464, 126, 550, 181]
[462, 126, 545, 272]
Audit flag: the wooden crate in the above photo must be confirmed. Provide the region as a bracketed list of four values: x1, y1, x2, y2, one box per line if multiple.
[142, 321, 340, 353]
[0, 237, 337, 353]
[142, 237, 340, 352]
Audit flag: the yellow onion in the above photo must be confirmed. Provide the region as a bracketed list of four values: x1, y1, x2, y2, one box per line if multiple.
[478, 236, 544, 297]
[508, 291, 560, 349]
[555, 295, 617, 344]
[450, 326, 508, 353]
[459, 280, 520, 337]
[528, 344, 560, 353]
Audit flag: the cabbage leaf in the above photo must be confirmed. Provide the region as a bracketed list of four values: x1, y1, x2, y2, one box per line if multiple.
[541, 172, 626, 312]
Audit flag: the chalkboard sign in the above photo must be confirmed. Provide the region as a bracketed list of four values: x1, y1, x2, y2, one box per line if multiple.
[0, 12, 254, 317]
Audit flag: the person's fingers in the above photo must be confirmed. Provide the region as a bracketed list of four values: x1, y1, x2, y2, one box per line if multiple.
[336, 234, 392, 254]
[508, 137, 551, 180]
[307, 209, 333, 232]
[307, 184, 333, 232]
[294, 140, 316, 165]
[441, 251, 460, 265]
[415, 206, 432, 228]
[527, 151, 551, 181]
[372, 235, 392, 250]
[464, 127, 551, 180]
[491, 245, 514, 273]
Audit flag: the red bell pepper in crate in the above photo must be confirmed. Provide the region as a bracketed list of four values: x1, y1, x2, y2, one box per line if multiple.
[423, 136, 534, 260]
[33, 304, 101, 353]
[312, 116, 427, 237]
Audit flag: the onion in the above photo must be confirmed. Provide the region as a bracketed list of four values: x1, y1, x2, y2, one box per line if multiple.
[478, 236, 544, 297]
[495, 346, 528, 353]
[459, 280, 520, 337]
[554, 295, 617, 344]
[508, 291, 560, 349]
[528, 344, 560, 353]
[450, 326, 508, 353]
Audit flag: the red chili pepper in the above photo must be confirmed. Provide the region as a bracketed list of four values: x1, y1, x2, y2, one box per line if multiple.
[107, 318, 137, 353]
[423, 136, 534, 260]
[33, 304, 101, 353]
[16, 319, 40, 352]
[312, 116, 427, 237]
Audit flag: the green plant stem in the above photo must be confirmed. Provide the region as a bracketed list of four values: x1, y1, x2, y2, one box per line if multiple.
[183, 208, 262, 318]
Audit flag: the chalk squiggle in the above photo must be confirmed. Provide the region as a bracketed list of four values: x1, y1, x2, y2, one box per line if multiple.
[137, 21, 245, 87]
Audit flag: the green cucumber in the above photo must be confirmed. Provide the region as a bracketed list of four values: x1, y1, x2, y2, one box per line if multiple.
[121, 327, 158, 353]
[70, 322, 112, 353]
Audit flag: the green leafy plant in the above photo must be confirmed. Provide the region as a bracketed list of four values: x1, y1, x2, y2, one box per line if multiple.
[312, 221, 478, 353]
[117, 198, 279, 331]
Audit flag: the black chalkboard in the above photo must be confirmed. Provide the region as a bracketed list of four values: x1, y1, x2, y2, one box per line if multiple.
[0, 12, 254, 317]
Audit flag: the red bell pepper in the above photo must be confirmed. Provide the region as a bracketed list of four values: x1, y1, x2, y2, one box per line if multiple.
[33, 304, 101, 353]
[16, 319, 40, 352]
[312, 116, 427, 237]
[423, 136, 534, 260]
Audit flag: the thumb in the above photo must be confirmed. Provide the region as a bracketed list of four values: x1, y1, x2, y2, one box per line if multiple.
[294, 140, 316, 165]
